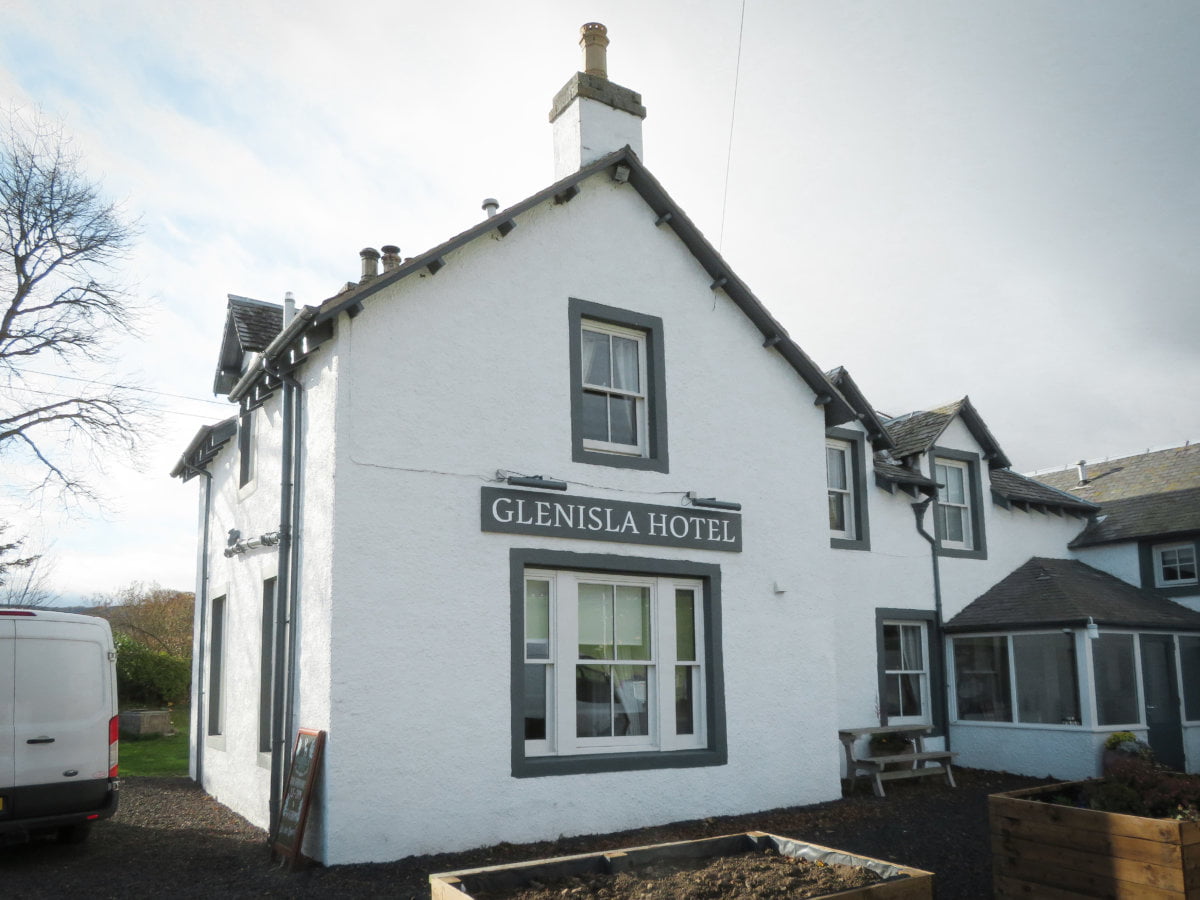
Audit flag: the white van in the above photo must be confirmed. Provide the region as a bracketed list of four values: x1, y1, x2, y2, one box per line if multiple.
[0, 609, 120, 844]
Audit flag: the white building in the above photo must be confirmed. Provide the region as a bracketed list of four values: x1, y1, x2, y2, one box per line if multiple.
[173, 24, 1200, 866]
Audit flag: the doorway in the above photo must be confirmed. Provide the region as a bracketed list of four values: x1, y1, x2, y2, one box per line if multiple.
[1140, 634, 1185, 771]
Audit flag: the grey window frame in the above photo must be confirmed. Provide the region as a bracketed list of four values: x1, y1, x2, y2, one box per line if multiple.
[510, 549, 725, 777]
[876, 608, 944, 736]
[569, 298, 669, 473]
[931, 447, 987, 560]
[827, 427, 871, 551]
[208, 595, 226, 737]
[1139, 537, 1200, 597]
[238, 408, 254, 488]
[258, 578, 276, 754]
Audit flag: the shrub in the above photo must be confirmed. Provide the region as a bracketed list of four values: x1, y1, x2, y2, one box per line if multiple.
[114, 632, 190, 706]
[1083, 756, 1200, 821]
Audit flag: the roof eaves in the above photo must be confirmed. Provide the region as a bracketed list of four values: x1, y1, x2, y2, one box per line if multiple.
[825, 367, 895, 450]
[308, 147, 852, 426]
[170, 416, 237, 480]
[956, 396, 1011, 469]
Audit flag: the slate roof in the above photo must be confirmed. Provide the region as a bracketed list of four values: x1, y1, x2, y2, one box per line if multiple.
[945, 557, 1200, 632]
[882, 398, 1011, 468]
[873, 459, 938, 495]
[228, 295, 283, 352]
[989, 468, 1099, 516]
[1069, 486, 1200, 547]
[1029, 445, 1200, 545]
[226, 147, 854, 428]
[214, 296, 283, 395]
[825, 367, 894, 450]
[170, 417, 237, 481]
[1033, 443, 1200, 504]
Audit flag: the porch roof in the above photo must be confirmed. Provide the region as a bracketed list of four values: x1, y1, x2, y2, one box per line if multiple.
[945, 557, 1200, 632]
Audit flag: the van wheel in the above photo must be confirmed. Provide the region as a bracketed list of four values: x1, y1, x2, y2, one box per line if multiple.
[57, 823, 91, 844]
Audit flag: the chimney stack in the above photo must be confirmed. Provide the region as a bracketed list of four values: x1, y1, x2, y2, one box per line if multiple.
[381, 245, 402, 272]
[580, 22, 609, 77]
[360, 247, 380, 282]
[549, 23, 646, 180]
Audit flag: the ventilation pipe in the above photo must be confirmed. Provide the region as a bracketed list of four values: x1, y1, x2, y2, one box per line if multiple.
[381, 245, 402, 272]
[1076, 459, 1089, 485]
[283, 291, 296, 326]
[482, 198, 499, 218]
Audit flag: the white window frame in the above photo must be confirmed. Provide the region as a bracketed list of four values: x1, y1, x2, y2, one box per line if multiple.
[579, 320, 649, 458]
[935, 458, 972, 551]
[1154, 542, 1198, 588]
[524, 569, 706, 759]
[826, 439, 855, 540]
[882, 621, 930, 726]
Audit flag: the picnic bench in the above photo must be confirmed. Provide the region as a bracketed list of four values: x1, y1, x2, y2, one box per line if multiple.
[838, 725, 956, 798]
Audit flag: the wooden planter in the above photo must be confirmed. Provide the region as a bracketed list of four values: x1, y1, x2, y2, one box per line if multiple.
[430, 830, 933, 899]
[990, 781, 1200, 898]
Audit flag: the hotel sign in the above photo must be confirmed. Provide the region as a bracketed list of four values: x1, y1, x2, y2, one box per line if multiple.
[480, 487, 742, 552]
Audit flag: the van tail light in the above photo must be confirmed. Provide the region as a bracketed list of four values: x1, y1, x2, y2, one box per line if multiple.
[108, 715, 119, 778]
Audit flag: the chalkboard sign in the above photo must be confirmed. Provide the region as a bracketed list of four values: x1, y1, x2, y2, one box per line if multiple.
[272, 727, 325, 869]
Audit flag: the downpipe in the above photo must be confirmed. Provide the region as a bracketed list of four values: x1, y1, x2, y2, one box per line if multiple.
[267, 363, 305, 841]
[911, 498, 950, 752]
[185, 464, 214, 787]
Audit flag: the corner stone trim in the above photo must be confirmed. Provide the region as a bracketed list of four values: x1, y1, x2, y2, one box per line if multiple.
[549, 72, 647, 122]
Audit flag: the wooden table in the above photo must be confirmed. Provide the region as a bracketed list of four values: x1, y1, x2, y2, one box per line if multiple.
[838, 724, 956, 798]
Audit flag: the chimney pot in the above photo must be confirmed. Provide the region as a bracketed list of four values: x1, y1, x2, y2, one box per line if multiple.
[482, 198, 499, 217]
[580, 22, 609, 78]
[283, 291, 296, 325]
[360, 247, 380, 282]
[381, 245, 402, 272]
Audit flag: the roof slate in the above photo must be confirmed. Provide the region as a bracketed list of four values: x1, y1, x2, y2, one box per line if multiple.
[946, 557, 1200, 632]
[1032, 444, 1200, 504]
[1070, 486, 1200, 547]
[873, 459, 938, 494]
[884, 404, 957, 459]
[989, 468, 1099, 515]
[228, 295, 282, 352]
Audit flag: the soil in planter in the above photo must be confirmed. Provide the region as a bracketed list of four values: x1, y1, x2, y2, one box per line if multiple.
[468, 849, 885, 900]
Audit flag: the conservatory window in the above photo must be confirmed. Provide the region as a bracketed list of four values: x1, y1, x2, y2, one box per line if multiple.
[1180, 636, 1200, 721]
[1013, 633, 1080, 725]
[1093, 632, 1140, 726]
[953, 636, 1012, 722]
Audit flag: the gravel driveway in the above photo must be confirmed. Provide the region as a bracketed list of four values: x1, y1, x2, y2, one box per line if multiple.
[0, 768, 1053, 898]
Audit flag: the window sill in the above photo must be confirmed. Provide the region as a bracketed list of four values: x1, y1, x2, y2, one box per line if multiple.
[205, 735, 226, 751]
[937, 545, 987, 561]
[830, 536, 871, 552]
[573, 447, 669, 473]
[513, 747, 726, 778]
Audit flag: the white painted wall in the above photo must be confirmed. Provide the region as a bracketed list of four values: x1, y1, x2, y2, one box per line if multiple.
[1072, 543, 1141, 588]
[951, 723, 1106, 781]
[317, 172, 841, 863]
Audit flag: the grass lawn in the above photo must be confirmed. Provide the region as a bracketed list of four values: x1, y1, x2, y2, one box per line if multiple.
[119, 707, 191, 777]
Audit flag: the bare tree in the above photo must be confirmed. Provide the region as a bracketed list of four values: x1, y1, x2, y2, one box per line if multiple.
[90, 581, 194, 657]
[0, 523, 53, 607]
[0, 109, 145, 500]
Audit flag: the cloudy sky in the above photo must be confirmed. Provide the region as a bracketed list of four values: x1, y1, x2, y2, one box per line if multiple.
[2, 0, 1197, 602]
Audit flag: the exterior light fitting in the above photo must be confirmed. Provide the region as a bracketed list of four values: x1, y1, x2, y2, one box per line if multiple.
[506, 475, 569, 491]
[1086, 616, 1100, 640]
[687, 492, 742, 512]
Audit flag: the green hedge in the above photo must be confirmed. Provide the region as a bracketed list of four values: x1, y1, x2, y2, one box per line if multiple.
[114, 632, 190, 706]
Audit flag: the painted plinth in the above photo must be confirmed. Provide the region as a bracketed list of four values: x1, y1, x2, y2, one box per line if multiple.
[430, 831, 933, 899]
[990, 782, 1200, 898]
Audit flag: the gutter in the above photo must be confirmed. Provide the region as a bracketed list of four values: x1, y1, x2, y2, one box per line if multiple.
[911, 497, 950, 751]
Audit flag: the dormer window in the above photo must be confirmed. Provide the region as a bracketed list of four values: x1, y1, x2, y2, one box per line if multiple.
[932, 449, 987, 559]
[826, 440, 853, 537]
[935, 459, 971, 549]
